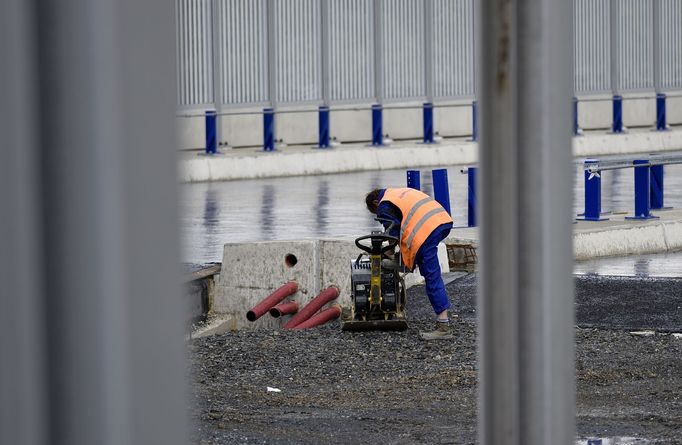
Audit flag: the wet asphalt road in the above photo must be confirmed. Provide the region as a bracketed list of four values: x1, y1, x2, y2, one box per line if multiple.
[181, 160, 682, 263]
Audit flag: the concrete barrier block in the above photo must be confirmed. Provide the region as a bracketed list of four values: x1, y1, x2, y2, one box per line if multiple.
[384, 106, 422, 140]
[578, 99, 612, 130]
[622, 97, 655, 128]
[434, 106, 471, 137]
[668, 97, 682, 125]
[215, 240, 321, 329]
[331, 109, 373, 143]
[278, 110, 317, 146]
[176, 117, 205, 150]
[319, 240, 359, 307]
[221, 113, 262, 147]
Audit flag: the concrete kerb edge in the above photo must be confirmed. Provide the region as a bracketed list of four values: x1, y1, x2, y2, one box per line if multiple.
[179, 130, 682, 183]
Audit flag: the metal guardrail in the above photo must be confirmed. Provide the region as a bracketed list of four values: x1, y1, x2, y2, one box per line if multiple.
[457, 154, 682, 226]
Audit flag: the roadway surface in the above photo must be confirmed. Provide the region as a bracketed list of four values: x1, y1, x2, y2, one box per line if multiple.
[180, 156, 682, 264]
[189, 273, 682, 444]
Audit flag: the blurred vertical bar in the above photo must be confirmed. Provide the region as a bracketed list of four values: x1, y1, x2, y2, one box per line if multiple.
[478, 0, 575, 444]
[1, 0, 187, 444]
[0, 1, 49, 444]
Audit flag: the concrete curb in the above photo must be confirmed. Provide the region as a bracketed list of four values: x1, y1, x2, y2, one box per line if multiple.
[444, 211, 682, 261]
[179, 129, 682, 183]
[573, 219, 682, 261]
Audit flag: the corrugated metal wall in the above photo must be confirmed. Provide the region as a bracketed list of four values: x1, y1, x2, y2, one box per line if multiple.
[617, 0, 653, 91]
[219, 0, 268, 105]
[275, 0, 321, 103]
[573, 0, 611, 94]
[382, 0, 425, 100]
[659, 0, 682, 90]
[329, 0, 375, 102]
[433, 0, 475, 98]
[176, 0, 214, 106]
[176, 0, 682, 108]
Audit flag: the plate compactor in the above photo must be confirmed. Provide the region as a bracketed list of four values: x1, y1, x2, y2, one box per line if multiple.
[341, 224, 408, 331]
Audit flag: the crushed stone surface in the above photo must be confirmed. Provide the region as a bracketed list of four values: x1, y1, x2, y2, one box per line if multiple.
[189, 274, 682, 444]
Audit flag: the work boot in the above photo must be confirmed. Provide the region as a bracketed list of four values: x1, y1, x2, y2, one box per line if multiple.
[419, 319, 454, 340]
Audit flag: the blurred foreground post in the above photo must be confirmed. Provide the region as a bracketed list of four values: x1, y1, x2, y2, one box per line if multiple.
[478, 0, 575, 444]
[0, 1, 187, 444]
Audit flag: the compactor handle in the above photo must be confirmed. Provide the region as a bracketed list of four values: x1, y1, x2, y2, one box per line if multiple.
[354, 234, 398, 255]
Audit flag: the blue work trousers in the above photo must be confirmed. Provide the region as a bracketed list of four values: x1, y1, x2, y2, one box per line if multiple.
[414, 223, 453, 315]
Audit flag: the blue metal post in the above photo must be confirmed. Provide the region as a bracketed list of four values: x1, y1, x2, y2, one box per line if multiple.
[471, 100, 478, 141]
[406, 170, 421, 190]
[318, 106, 330, 148]
[468, 167, 477, 227]
[627, 159, 657, 219]
[423, 102, 434, 143]
[573, 97, 581, 136]
[205, 110, 217, 154]
[263, 108, 275, 151]
[432, 169, 451, 215]
[578, 159, 608, 221]
[372, 104, 383, 146]
[612, 95, 624, 133]
[650, 164, 667, 210]
[656, 93, 667, 131]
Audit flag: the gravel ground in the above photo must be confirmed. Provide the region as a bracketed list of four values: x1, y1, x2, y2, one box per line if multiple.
[189, 274, 682, 444]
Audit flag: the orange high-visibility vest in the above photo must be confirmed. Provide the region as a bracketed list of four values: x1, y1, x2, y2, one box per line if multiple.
[381, 188, 453, 270]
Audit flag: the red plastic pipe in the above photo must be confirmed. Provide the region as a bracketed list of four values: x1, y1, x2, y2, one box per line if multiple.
[283, 286, 339, 329]
[269, 301, 299, 318]
[246, 281, 298, 322]
[293, 304, 342, 330]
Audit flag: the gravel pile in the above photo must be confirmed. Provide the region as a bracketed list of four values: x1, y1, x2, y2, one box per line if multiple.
[189, 274, 682, 444]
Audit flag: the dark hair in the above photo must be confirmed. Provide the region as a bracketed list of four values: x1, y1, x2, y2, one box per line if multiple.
[365, 189, 382, 213]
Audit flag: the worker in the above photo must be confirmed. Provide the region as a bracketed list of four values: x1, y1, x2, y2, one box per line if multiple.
[365, 187, 454, 340]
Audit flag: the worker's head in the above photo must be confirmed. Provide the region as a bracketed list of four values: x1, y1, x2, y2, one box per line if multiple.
[365, 189, 382, 214]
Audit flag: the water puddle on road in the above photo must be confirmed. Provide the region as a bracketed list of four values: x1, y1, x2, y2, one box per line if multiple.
[575, 251, 682, 278]
[180, 158, 682, 264]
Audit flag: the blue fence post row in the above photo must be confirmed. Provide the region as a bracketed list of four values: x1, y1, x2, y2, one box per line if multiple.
[423, 102, 434, 144]
[372, 104, 383, 146]
[471, 100, 478, 142]
[612, 95, 624, 134]
[263, 108, 275, 151]
[406, 170, 421, 190]
[577, 159, 608, 221]
[432, 169, 451, 215]
[627, 159, 658, 220]
[205, 110, 217, 154]
[467, 167, 477, 227]
[656, 93, 668, 131]
[318, 106, 330, 148]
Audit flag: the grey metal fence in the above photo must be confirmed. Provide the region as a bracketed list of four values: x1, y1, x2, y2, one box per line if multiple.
[218, 0, 268, 105]
[328, 0, 375, 102]
[176, 0, 214, 106]
[176, 0, 682, 108]
[659, 0, 682, 90]
[382, 0, 425, 100]
[433, 0, 475, 98]
[574, 0, 611, 94]
[616, 0, 653, 91]
[275, 0, 322, 103]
